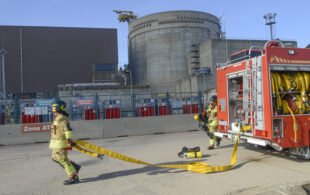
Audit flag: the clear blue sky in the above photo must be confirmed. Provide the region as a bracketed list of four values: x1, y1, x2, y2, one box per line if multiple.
[1, 0, 309, 68]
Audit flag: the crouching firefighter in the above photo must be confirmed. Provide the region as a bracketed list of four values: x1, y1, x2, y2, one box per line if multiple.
[205, 95, 221, 150]
[49, 100, 81, 185]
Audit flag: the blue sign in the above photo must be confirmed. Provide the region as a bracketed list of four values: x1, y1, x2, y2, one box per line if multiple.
[35, 99, 55, 107]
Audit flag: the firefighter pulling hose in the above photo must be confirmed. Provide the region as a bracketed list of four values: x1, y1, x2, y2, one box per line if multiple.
[49, 100, 103, 185]
[49, 100, 81, 185]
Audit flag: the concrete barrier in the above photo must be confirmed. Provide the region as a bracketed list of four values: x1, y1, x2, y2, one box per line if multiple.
[0, 114, 198, 145]
[0, 124, 50, 145]
[102, 114, 197, 138]
[71, 120, 103, 140]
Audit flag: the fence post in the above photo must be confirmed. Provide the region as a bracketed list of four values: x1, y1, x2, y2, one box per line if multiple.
[131, 92, 136, 117]
[166, 91, 170, 115]
[198, 90, 203, 113]
[14, 95, 20, 124]
[0, 104, 4, 124]
[95, 93, 99, 119]
[70, 101, 73, 120]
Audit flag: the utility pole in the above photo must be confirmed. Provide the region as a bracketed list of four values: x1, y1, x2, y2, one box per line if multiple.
[0, 49, 7, 105]
[126, 70, 133, 94]
[20, 28, 24, 93]
[126, 69, 135, 117]
[264, 13, 277, 40]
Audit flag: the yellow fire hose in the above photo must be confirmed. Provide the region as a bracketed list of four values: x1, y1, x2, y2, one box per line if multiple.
[282, 100, 298, 143]
[73, 126, 251, 174]
[272, 71, 306, 143]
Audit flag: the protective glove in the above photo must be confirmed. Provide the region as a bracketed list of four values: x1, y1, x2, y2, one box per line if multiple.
[66, 139, 76, 147]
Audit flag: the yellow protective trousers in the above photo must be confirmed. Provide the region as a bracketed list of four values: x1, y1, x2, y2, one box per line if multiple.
[208, 125, 217, 146]
[209, 133, 216, 146]
[52, 149, 76, 177]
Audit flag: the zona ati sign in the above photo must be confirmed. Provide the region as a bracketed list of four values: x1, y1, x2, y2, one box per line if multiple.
[21, 123, 52, 133]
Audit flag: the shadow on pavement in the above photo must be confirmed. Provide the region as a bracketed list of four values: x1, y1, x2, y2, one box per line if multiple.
[79, 148, 263, 183]
[78, 159, 104, 166]
[220, 140, 309, 162]
[302, 183, 310, 194]
[231, 155, 272, 170]
[243, 144, 309, 162]
[79, 159, 207, 183]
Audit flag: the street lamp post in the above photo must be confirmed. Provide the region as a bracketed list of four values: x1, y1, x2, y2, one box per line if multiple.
[0, 49, 7, 106]
[126, 70, 133, 94]
[126, 69, 135, 117]
[264, 13, 277, 40]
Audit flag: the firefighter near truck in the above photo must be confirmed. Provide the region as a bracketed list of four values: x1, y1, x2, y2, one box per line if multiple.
[213, 40, 310, 159]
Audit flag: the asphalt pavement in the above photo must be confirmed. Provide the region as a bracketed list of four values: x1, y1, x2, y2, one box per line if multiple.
[1, 131, 310, 195]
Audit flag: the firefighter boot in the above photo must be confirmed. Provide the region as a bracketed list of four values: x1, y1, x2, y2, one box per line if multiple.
[216, 137, 222, 147]
[71, 161, 81, 174]
[208, 145, 215, 150]
[63, 174, 79, 185]
[208, 133, 215, 150]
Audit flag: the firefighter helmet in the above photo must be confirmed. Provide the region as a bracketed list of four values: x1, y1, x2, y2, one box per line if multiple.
[210, 95, 217, 102]
[52, 100, 66, 113]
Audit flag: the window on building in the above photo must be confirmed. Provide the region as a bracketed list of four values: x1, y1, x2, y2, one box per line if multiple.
[94, 64, 116, 71]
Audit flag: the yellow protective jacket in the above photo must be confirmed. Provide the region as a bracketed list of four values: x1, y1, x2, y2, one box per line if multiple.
[207, 104, 217, 127]
[49, 114, 73, 149]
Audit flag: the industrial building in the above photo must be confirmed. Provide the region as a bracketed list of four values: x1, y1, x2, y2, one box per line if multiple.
[128, 10, 221, 93]
[0, 25, 118, 97]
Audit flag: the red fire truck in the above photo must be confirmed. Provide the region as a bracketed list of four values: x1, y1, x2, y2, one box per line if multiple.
[215, 41, 310, 159]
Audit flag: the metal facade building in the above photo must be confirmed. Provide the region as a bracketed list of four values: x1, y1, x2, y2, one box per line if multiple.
[0, 26, 118, 95]
[128, 10, 221, 93]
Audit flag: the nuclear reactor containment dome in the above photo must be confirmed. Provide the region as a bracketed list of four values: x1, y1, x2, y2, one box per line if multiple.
[128, 10, 221, 92]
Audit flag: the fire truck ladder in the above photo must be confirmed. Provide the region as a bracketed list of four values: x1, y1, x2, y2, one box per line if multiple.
[245, 46, 264, 134]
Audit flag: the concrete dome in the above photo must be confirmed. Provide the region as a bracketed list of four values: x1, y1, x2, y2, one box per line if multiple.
[128, 10, 221, 92]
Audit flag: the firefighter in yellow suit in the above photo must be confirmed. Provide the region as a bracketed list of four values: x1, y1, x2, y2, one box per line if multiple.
[49, 100, 81, 185]
[206, 95, 221, 150]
